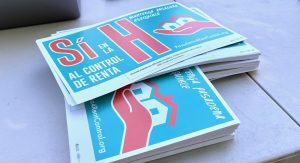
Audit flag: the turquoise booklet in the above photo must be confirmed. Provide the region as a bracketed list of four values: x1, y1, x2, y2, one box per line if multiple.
[36, 2, 245, 105]
[65, 67, 240, 163]
[54, 8, 260, 80]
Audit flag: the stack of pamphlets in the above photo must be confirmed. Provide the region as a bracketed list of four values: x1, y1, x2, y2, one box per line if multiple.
[65, 67, 239, 163]
[35, 2, 259, 162]
[53, 8, 260, 82]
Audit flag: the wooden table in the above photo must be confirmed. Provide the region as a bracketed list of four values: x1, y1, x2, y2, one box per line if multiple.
[0, 0, 299, 162]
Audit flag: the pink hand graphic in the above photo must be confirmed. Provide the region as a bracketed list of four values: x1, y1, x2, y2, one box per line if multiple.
[154, 21, 220, 35]
[112, 85, 152, 153]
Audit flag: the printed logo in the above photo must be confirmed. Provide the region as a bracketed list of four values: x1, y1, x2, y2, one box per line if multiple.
[111, 80, 178, 153]
[154, 16, 220, 35]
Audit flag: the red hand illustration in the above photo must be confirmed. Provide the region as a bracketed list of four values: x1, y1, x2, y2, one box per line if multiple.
[154, 21, 220, 35]
[112, 85, 152, 153]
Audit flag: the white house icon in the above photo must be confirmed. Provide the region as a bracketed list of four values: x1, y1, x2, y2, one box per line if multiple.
[130, 82, 169, 126]
[161, 17, 196, 30]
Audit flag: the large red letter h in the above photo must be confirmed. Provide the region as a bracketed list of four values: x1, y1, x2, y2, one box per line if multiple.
[99, 19, 170, 63]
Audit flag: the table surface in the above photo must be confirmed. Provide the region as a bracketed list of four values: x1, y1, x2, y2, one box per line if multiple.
[0, 0, 299, 163]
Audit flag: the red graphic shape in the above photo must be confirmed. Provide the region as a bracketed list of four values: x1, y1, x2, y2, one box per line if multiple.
[49, 39, 83, 66]
[145, 80, 178, 126]
[154, 21, 220, 35]
[78, 42, 98, 59]
[99, 19, 170, 63]
[112, 85, 152, 153]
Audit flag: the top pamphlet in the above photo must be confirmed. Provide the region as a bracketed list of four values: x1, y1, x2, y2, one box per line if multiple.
[36, 2, 246, 105]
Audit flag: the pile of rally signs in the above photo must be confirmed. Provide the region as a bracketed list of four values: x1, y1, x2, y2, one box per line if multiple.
[36, 2, 259, 163]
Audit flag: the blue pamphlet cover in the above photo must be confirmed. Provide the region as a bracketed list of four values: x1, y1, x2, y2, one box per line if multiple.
[66, 66, 239, 163]
[37, 2, 245, 105]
